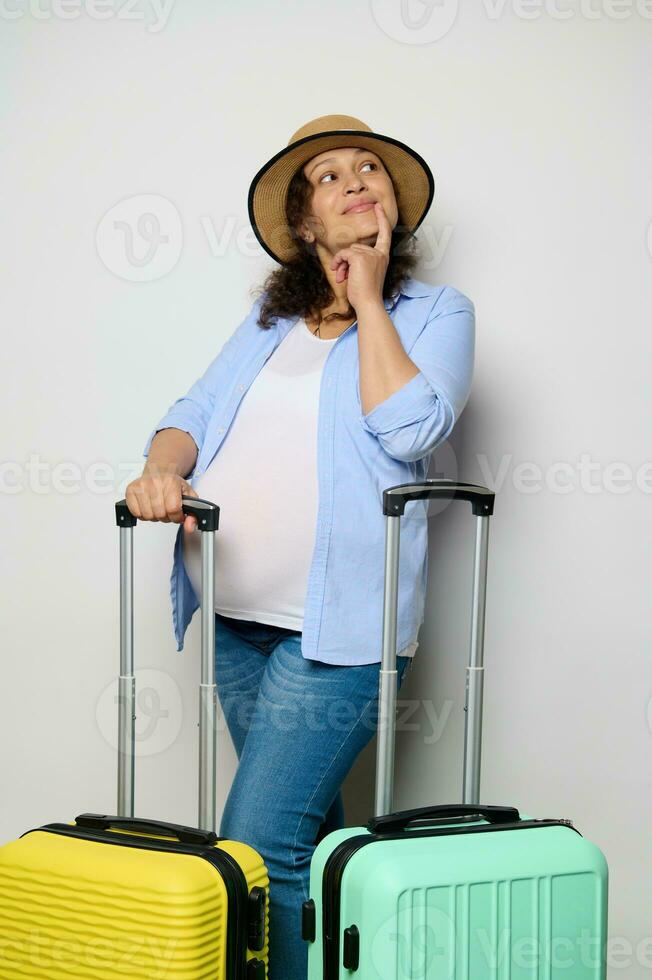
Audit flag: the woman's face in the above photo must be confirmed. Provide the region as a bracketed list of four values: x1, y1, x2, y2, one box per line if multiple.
[299, 146, 398, 256]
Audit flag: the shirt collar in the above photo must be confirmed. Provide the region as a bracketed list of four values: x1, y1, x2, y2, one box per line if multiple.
[383, 275, 433, 310]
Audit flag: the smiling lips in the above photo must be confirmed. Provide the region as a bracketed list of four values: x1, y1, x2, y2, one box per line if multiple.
[344, 200, 376, 214]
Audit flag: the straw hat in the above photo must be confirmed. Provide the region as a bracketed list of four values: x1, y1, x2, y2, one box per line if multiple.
[247, 113, 435, 266]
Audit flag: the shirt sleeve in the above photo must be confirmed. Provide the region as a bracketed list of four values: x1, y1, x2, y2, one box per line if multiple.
[142, 299, 260, 470]
[359, 286, 475, 463]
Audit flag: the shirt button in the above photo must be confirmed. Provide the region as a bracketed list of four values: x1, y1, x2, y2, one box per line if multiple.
[217, 427, 224, 434]
[238, 384, 245, 391]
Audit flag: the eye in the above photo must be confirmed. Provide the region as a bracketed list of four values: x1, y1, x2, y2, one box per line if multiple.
[319, 161, 379, 183]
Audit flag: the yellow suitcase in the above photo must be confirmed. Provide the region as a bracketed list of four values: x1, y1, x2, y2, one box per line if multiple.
[0, 497, 269, 979]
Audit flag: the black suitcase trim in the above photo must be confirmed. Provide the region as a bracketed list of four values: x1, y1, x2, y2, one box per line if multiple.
[20, 823, 255, 980]
[320, 817, 581, 978]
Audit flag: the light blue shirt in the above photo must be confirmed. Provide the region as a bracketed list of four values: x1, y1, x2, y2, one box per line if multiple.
[142, 276, 475, 665]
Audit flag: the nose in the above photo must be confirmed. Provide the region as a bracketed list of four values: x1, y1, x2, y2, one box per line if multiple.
[344, 173, 367, 195]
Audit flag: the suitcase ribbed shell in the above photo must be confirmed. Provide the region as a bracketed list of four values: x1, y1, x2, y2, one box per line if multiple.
[0, 824, 268, 979]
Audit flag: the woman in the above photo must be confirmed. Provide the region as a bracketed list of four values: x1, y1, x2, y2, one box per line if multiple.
[126, 114, 475, 979]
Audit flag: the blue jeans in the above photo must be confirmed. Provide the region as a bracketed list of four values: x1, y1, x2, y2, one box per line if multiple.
[214, 612, 412, 980]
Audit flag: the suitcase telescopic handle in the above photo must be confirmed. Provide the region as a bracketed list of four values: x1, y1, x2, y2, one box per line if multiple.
[382, 480, 495, 517]
[115, 495, 220, 531]
[113, 494, 221, 834]
[75, 813, 219, 846]
[367, 803, 519, 834]
[375, 480, 495, 818]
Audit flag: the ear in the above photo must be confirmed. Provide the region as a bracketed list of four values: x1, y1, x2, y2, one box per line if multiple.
[298, 222, 314, 244]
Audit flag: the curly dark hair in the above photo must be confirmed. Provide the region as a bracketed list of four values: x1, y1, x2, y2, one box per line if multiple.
[250, 161, 421, 330]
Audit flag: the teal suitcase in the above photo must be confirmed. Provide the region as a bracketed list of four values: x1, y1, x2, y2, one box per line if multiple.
[302, 480, 608, 979]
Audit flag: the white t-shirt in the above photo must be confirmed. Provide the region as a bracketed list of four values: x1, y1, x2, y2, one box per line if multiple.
[182, 317, 418, 658]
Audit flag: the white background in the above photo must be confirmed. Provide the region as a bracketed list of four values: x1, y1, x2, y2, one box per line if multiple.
[1, 1, 651, 975]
